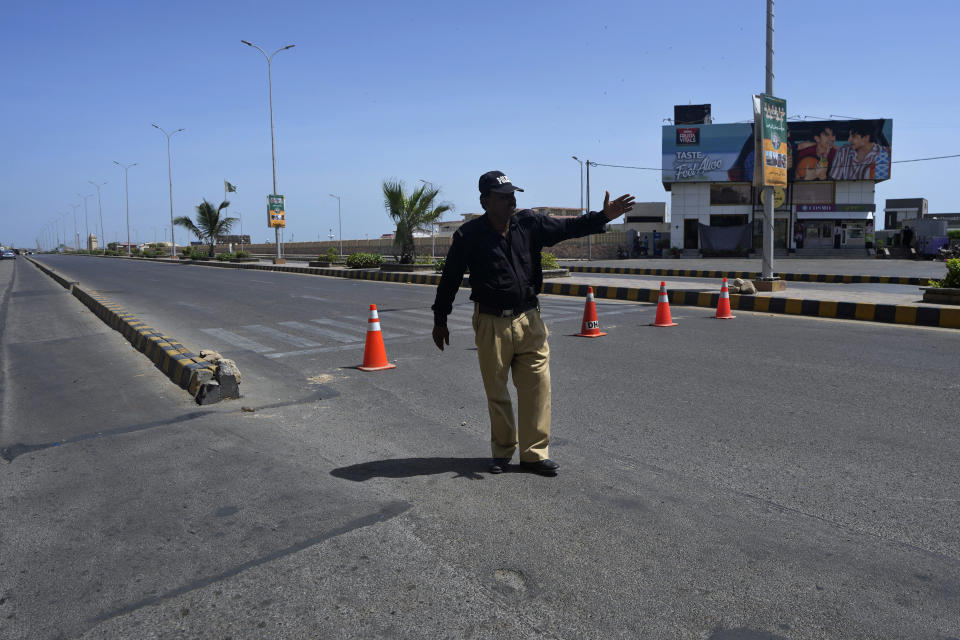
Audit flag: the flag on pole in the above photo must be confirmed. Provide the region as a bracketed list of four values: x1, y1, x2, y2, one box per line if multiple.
[225, 181, 238, 192]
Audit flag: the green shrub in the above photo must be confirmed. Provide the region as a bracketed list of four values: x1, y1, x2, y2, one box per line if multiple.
[943, 258, 960, 288]
[189, 250, 208, 260]
[541, 251, 559, 270]
[434, 257, 446, 273]
[234, 251, 250, 259]
[346, 252, 384, 268]
[947, 230, 960, 240]
[323, 247, 339, 262]
[216, 252, 233, 261]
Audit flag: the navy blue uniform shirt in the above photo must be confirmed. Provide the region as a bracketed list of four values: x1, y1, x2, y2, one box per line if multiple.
[432, 209, 608, 326]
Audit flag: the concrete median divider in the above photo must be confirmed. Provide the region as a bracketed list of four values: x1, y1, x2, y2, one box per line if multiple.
[27, 258, 228, 403]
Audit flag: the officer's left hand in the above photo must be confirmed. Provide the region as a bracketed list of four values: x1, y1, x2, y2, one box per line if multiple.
[602, 191, 636, 221]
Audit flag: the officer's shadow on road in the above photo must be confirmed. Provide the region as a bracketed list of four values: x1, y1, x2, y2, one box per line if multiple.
[331, 457, 489, 481]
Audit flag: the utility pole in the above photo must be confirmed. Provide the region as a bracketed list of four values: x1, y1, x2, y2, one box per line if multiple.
[761, 0, 775, 280]
[585, 160, 593, 260]
[571, 156, 585, 259]
[152, 124, 184, 258]
[89, 181, 107, 254]
[241, 40, 295, 264]
[78, 193, 93, 251]
[114, 161, 137, 256]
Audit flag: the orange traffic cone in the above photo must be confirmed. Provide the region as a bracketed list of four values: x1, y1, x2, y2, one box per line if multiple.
[357, 304, 397, 371]
[575, 286, 607, 337]
[714, 277, 735, 319]
[650, 281, 678, 327]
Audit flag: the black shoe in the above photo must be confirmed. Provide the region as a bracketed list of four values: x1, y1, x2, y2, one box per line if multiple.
[519, 459, 559, 475]
[488, 457, 511, 474]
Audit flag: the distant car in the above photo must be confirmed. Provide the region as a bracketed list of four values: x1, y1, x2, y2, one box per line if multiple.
[1, 250, 15, 259]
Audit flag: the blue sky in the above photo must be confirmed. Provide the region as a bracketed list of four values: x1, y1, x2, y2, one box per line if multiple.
[3, 0, 958, 249]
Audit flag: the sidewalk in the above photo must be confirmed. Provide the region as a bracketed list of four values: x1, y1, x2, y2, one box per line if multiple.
[558, 257, 946, 280]
[561, 273, 938, 309]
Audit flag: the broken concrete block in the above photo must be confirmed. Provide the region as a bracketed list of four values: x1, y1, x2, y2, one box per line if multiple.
[195, 380, 221, 405]
[215, 359, 241, 399]
[188, 367, 215, 396]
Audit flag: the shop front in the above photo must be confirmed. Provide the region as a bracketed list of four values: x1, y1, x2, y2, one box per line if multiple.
[794, 205, 874, 249]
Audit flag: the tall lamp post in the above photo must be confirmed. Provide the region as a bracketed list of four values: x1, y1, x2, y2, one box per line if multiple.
[328, 193, 342, 258]
[584, 160, 597, 260]
[114, 161, 137, 256]
[241, 39, 295, 264]
[152, 124, 184, 258]
[59, 212, 71, 251]
[78, 192, 93, 251]
[88, 181, 107, 254]
[69, 203, 81, 250]
[571, 156, 586, 258]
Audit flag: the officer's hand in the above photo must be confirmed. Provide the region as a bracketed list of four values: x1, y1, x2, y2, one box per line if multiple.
[602, 191, 636, 221]
[432, 325, 449, 351]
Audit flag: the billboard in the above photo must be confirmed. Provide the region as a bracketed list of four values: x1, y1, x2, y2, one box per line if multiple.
[662, 119, 892, 184]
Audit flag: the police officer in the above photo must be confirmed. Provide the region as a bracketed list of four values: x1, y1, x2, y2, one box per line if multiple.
[432, 171, 635, 475]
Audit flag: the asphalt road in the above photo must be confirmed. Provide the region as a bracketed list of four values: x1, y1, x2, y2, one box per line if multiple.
[3, 255, 959, 639]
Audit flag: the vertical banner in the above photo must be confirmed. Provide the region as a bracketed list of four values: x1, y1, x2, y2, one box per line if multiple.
[753, 94, 787, 188]
[267, 194, 286, 228]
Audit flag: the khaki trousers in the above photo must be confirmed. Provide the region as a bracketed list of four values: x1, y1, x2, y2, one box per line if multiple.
[472, 305, 551, 462]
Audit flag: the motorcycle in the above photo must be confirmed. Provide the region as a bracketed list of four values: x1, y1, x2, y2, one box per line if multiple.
[936, 244, 960, 261]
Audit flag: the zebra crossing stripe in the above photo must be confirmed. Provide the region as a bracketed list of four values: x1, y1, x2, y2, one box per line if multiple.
[278, 321, 358, 343]
[199, 328, 275, 353]
[311, 318, 371, 334]
[243, 324, 324, 348]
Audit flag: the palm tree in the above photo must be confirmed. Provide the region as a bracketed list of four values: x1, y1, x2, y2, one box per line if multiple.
[382, 180, 453, 263]
[174, 199, 236, 257]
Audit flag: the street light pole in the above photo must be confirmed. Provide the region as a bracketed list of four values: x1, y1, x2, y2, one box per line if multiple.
[59, 212, 71, 251]
[69, 203, 80, 250]
[241, 39, 295, 264]
[88, 181, 108, 254]
[585, 160, 594, 260]
[114, 161, 137, 256]
[237, 212, 244, 253]
[571, 156, 585, 258]
[152, 124, 185, 258]
[328, 194, 342, 258]
[78, 193, 93, 251]
[761, 0, 776, 280]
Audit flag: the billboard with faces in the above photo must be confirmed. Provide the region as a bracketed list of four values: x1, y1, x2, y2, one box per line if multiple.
[662, 119, 892, 184]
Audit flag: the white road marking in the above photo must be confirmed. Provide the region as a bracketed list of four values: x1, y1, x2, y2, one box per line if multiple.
[243, 324, 323, 347]
[278, 321, 359, 343]
[293, 294, 333, 303]
[311, 318, 369, 333]
[199, 328, 275, 353]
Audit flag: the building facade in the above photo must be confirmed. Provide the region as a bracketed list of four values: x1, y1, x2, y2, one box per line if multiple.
[662, 117, 892, 253]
